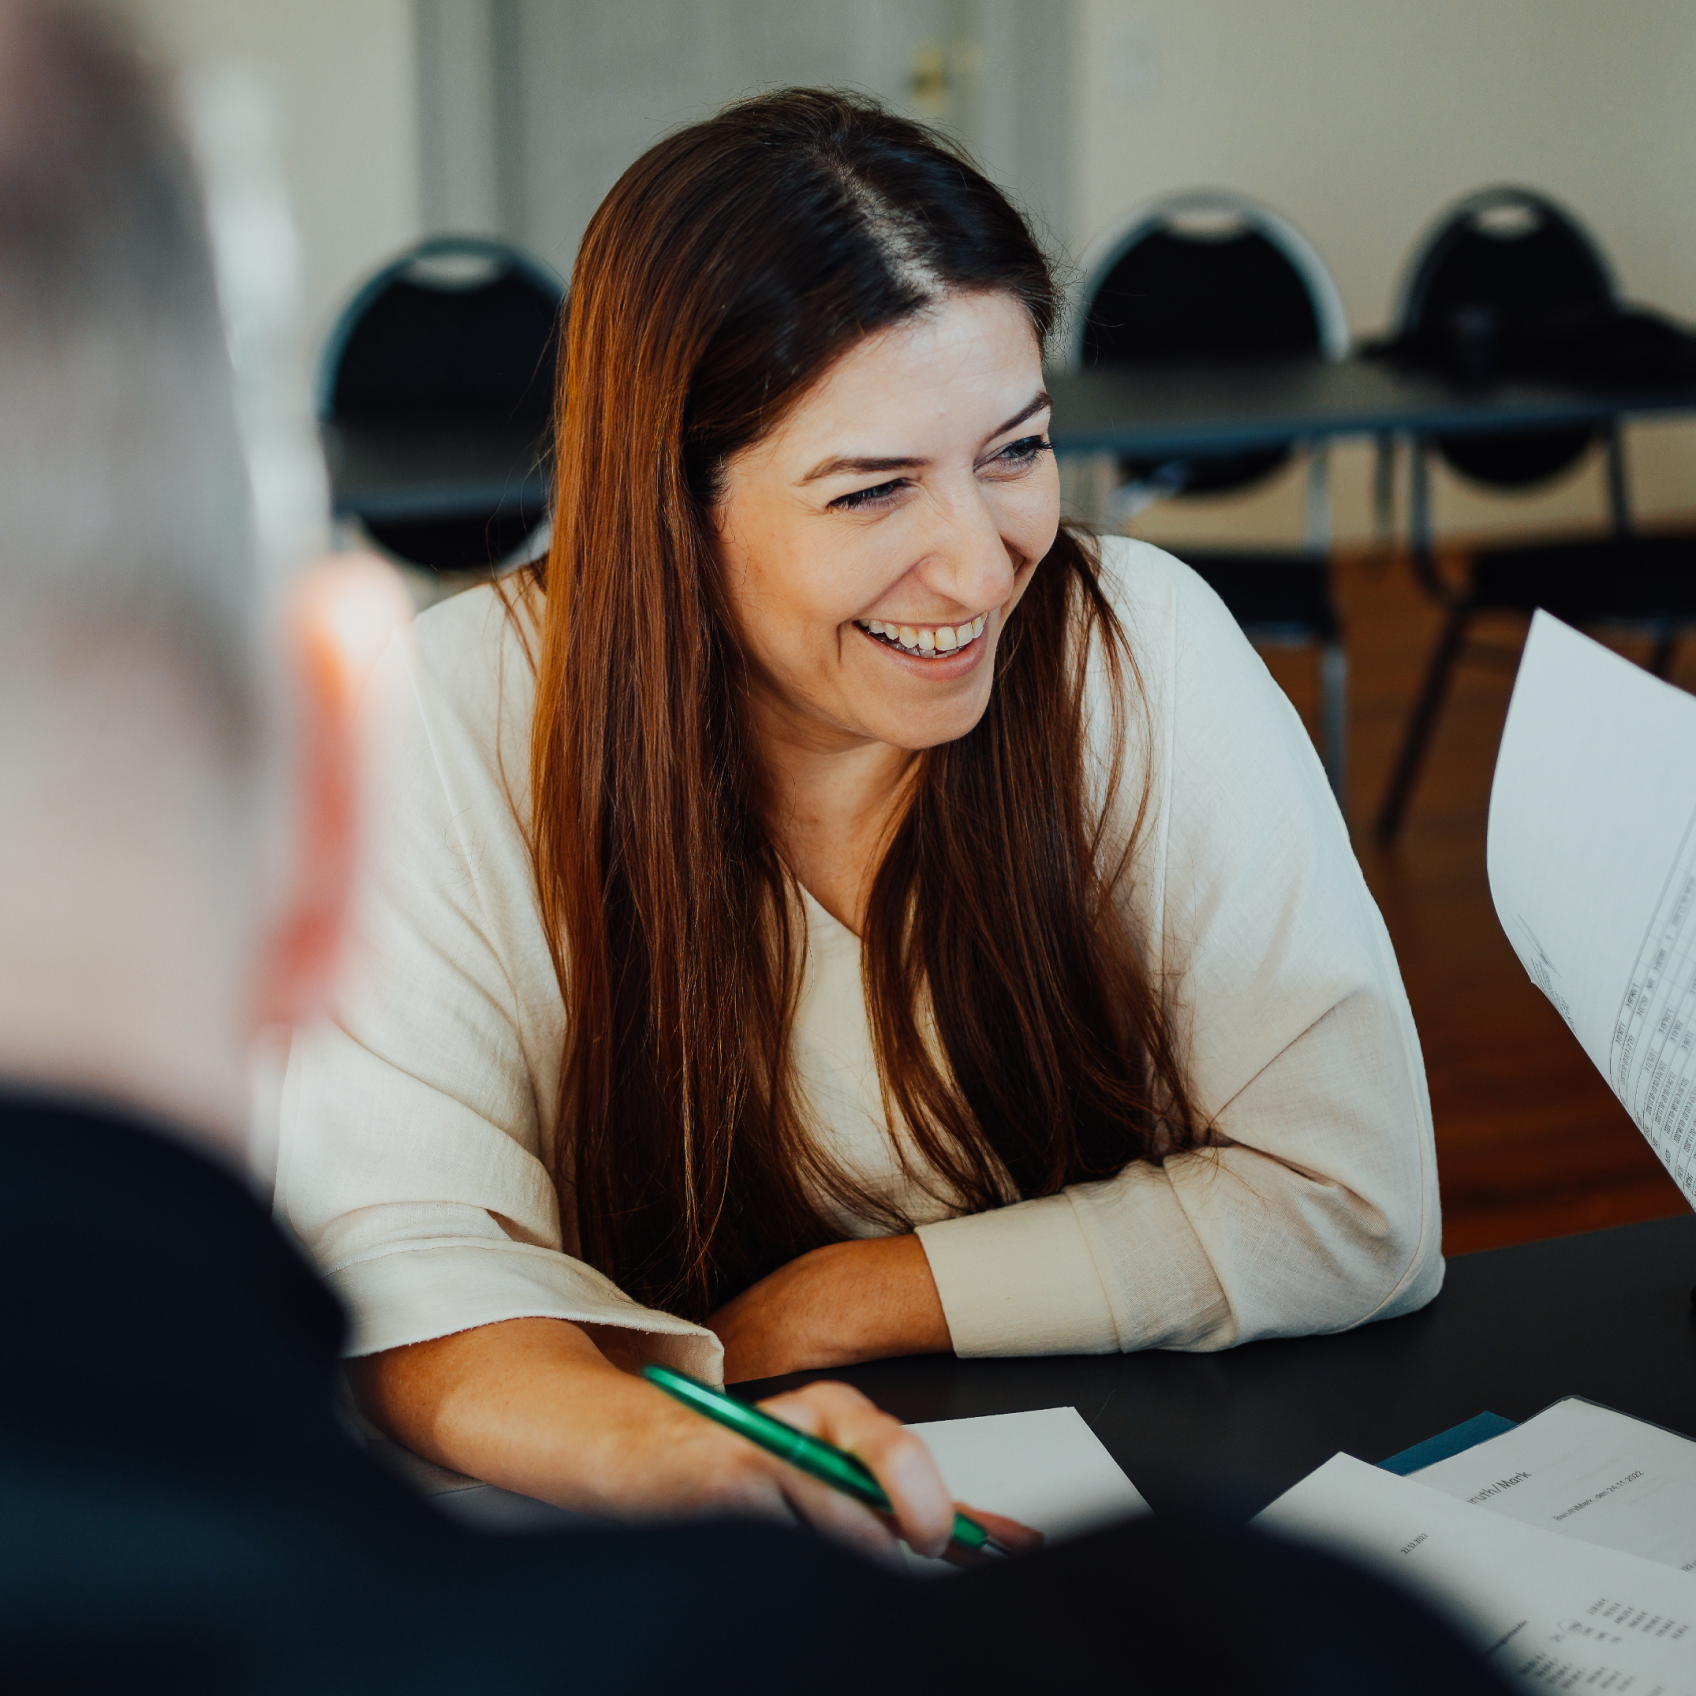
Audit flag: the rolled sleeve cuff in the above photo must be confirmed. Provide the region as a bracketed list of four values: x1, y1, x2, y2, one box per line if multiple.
[330, 1240, 725, 1383]
[916, 1193, 1120, 1357]
[1066, 1158, 1236, 1351]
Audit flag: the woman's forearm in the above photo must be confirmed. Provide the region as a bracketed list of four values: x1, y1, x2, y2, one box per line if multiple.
[350, 1317, 723, 1516]
[709, 1233, 952, 1382]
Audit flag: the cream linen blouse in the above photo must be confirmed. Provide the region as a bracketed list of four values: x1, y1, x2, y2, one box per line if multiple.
[277, 538, 1443, 1382]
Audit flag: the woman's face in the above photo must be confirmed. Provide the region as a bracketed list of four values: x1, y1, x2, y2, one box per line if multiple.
[713, 289, 1058, 757]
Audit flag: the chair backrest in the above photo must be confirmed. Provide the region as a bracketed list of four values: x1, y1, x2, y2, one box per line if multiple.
[1393, 186, 1616, 487]
[1070, 191, 1347, 493]
[318, 235, 564, 571]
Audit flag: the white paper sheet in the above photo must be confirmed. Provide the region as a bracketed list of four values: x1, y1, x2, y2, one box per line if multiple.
[1255, 1452, 1696, 1692]
[1488, 611, 1696, 1205]
[901, 1406, 1150, 1575]
[1412, 1398, 1696, 1574]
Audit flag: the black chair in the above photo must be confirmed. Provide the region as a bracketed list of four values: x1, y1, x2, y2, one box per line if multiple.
[1070, 191, 1351, 804]
[317, 235, 564, 575]
[1373, 187, 1696, 840]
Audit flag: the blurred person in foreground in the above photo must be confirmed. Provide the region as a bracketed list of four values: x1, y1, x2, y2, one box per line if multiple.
[0, 5, 1509, 1692]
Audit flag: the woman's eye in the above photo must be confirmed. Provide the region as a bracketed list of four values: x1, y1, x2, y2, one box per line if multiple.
[992, 434, 1052, 469]
[830, 478, 907, 511]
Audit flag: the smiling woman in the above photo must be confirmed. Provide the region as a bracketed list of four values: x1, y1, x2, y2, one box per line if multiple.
[714, 293, 1059, 923]
[722, 295, 1051, 773]
[277, 90, 1442, 1541]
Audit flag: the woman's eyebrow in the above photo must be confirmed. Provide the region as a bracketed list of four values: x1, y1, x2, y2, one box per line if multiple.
[800, 451, 926, 484]
[983, 390, 1052, 445]
[798, 389, 1052, 485]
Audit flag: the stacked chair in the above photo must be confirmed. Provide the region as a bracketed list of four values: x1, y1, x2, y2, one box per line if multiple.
[1373, 187, 1696, 840]
[318, 235, 564, 576]
[1069, 191, 1352, 805]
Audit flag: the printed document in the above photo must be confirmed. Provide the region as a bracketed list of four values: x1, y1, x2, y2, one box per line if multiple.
[902, 1405, 1150, 1575]
[1414, 1397, 1696, 1573]
[1256, 1452, 1696, 1692]
[1488, 611, 1696, 1205]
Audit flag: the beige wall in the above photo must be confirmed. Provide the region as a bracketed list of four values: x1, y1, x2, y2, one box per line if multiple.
[119, 0, 422, 357]
[104, 2, 1696, 547]
[1074, 0, 1696, 548]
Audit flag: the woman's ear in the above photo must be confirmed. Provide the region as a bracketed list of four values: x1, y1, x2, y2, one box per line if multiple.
[251, 553, 412, 1033]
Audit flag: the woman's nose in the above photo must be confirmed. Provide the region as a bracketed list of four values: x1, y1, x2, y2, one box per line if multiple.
[913, 483, 1018, 610]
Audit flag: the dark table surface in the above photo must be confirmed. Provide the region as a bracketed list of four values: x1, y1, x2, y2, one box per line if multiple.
[745, 1213, 1696, 1523]
[1044, 356, 1696, 460]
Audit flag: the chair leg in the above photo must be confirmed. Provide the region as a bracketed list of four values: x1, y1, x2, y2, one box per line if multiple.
[1372, 434, 1395, 548]
[1649, 625, 1677, 680]
[1319, 640, 1348, 814]
[1374, 604, 1471, 843]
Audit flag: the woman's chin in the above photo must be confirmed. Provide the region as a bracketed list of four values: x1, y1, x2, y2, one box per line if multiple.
[853, 694, 994, 753]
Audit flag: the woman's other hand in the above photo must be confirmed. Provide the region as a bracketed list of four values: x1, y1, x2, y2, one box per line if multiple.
[708, 1233, 951, 1383]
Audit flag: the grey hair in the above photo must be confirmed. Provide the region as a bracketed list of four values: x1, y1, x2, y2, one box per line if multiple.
[0, 2, 256, 748]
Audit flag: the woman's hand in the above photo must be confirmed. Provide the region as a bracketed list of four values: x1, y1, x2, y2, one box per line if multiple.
[707, 1233, 951, 1383]
[350, 1316, 964, 1559]
[751, 1379, 957, 1558]
[759, 1384, 1042, 1563]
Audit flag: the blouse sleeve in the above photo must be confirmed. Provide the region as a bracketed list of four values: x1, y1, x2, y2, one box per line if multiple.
[916, 542, 1443, 1356]
[274, 591, 722, 1379]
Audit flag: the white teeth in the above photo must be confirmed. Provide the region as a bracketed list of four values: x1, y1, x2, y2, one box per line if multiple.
[855, 614, 990, 655]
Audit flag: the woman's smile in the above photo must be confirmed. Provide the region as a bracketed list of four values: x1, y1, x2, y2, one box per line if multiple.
[853, 612, 988, 657]
[849, 610, 996, 681]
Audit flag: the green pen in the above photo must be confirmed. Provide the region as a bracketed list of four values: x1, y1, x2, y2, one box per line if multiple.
[642, 1362, 1010, 1557]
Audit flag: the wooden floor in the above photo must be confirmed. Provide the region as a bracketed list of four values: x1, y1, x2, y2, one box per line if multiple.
[1258, 545, 1692, 1256]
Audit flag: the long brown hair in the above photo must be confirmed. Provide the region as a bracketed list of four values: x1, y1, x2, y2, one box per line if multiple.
[523, 90, 1200, 1320]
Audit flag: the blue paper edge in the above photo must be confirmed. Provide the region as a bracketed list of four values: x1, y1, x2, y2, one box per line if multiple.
[1377, 1411, 1519, 1476]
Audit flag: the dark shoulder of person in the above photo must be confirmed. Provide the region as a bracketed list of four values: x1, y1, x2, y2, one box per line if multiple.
[0, 1095, 925, 1695]
[0, 1096, 1507, 1696]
